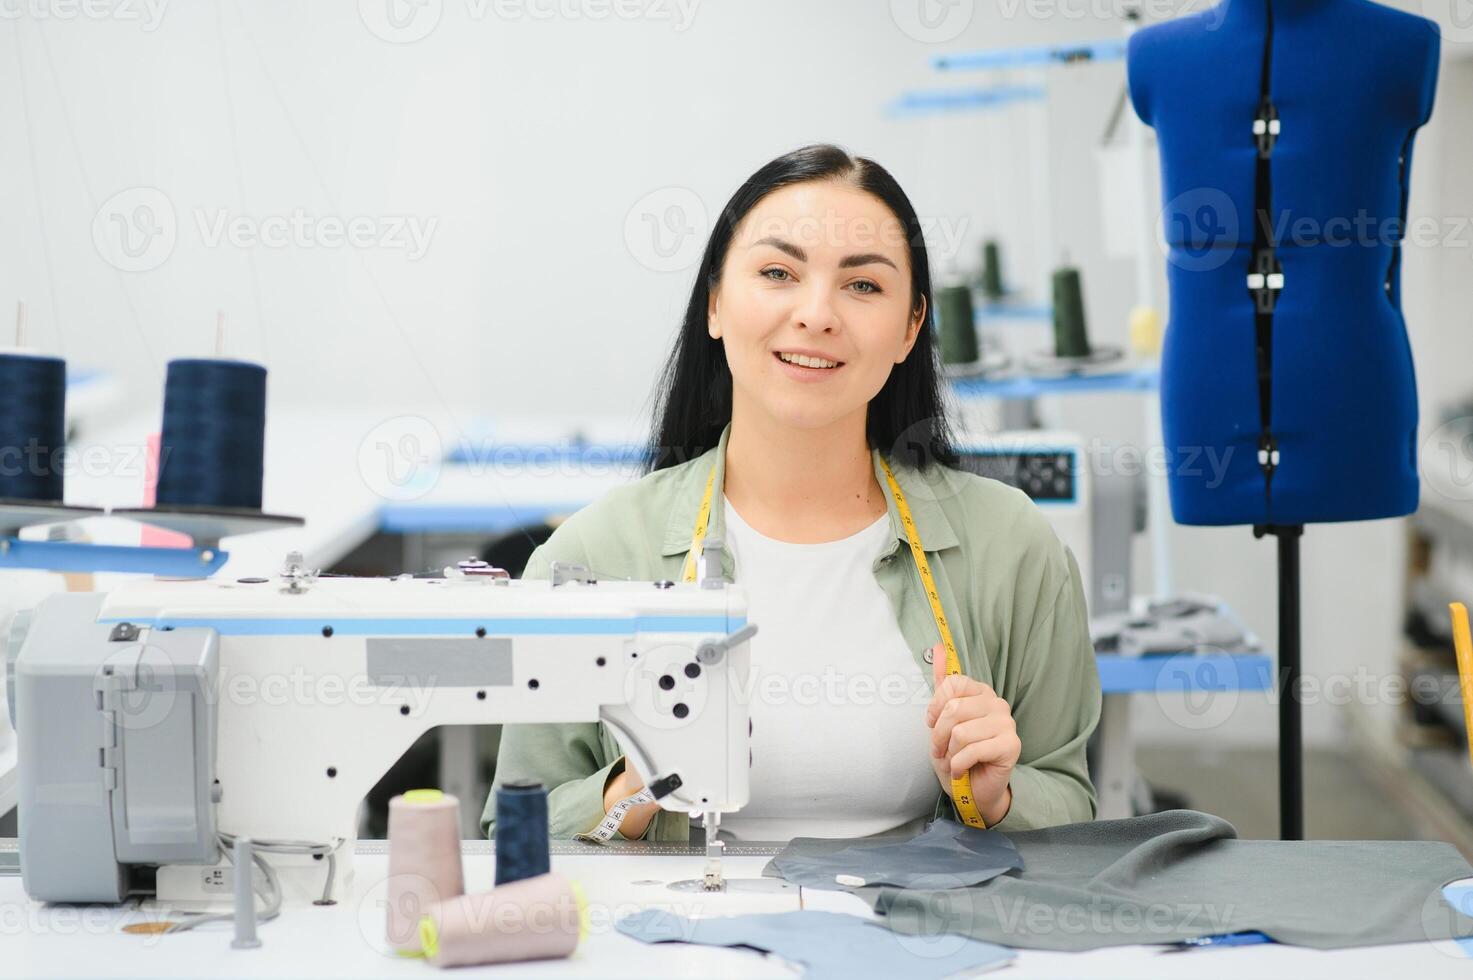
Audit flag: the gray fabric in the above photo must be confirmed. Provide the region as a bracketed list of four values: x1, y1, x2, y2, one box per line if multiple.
[616, 908, 1014, 980]
[770, 820, 1022, 891]
[764, 810, 1473, 951]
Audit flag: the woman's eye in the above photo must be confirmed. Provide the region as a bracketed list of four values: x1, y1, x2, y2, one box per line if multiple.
[760, 267, 791, 282]
[850, 280, 882, 295]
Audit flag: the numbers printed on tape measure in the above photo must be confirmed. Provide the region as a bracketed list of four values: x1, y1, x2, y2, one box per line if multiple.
[577, 786, 658, 843]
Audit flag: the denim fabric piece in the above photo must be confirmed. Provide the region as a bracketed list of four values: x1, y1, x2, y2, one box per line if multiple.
[616, 908, 1014, 980]
[770, 820, 1023, 891]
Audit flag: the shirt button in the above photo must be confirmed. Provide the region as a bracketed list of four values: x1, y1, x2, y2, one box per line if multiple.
[922, 647, 935, 664]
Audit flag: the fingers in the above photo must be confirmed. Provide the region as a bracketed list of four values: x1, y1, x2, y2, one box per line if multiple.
[930, 694, 1009, 758]
[945, 715, 1013, 757]
[926, 675, 998, 727]
[950, 732, 1022, 778]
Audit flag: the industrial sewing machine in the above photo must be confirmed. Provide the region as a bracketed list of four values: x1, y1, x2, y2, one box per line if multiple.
[7, 550, 753, 908]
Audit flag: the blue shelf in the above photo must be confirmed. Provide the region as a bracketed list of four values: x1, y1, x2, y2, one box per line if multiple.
[949, 365, 1159, 399]
[976, 303, 1052, 323]
[933, 39, 1127, 72]
[379, 503, 581, 535]
[888, 84, 1045, 117]
[1096, 652, 1274, 696]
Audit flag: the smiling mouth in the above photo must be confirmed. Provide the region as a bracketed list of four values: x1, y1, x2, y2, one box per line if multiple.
[774, 351, 844, 370]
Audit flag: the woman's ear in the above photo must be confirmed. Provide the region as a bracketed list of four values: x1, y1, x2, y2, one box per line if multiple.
[899, 294, 927, 362]
[707, 291, 722, 339]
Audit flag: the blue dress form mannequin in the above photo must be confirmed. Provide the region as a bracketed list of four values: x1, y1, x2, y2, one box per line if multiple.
[1127, 0, 1439, 526]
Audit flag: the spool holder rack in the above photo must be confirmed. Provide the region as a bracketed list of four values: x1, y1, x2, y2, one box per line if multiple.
[0, 500, 302, 577]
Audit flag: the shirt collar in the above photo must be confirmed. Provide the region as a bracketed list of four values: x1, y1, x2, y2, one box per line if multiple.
[659, 421, 960, 557]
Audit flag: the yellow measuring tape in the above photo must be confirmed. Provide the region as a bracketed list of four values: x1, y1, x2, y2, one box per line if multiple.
[1449, 603, 1473, 774]
[681, 457, 987, 830]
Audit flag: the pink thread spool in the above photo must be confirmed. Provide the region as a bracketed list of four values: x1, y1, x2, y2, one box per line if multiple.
[386, 789, 464, 955]
[418, 873, 586, 968]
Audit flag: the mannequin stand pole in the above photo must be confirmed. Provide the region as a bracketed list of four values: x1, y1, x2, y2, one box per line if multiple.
[1255, 522, 1304, 841]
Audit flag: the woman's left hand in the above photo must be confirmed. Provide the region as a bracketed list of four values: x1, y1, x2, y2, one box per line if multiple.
[925, 642, 1018, 827]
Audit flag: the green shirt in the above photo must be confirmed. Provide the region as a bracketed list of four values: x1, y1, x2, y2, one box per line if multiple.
[482, 422, 1101, 840]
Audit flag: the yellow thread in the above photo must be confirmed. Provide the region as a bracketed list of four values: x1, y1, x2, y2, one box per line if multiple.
[570, 879, 590, 943]
[402, 788, 444, 805]
[417, 915, 439, 960]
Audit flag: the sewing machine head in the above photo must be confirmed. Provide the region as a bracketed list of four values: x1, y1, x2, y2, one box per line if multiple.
[8, 559, 752, 906]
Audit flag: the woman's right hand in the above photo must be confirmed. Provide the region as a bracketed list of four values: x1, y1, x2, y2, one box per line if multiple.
[602, 758, 661, 839]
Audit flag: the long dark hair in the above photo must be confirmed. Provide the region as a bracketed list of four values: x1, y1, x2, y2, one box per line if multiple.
[644, 143, 958, 474]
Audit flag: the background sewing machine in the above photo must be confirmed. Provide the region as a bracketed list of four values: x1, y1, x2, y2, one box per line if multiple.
[8, 553, 753, 909]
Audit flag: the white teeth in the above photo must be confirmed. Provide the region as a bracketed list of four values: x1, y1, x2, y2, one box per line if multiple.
[778, 352, 839, 369]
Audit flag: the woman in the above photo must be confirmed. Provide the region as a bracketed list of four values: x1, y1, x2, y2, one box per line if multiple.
[483, 144, 1100, 842]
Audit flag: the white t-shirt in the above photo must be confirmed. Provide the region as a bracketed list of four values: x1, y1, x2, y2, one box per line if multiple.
[717, 495, 940, 841]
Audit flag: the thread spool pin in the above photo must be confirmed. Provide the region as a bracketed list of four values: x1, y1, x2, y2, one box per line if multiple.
[231, 837, 261, 949]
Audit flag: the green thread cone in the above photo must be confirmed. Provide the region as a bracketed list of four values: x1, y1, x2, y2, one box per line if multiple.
[1051, 266, 1091, 358]
[979, 240, 1005, 301]
[936, 285, 979, 365]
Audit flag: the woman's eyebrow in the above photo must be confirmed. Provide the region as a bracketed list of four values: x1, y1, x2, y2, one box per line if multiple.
[751, 236, 899, 271]
[839, 252, 897, 271]
[752, 236, 806, 261]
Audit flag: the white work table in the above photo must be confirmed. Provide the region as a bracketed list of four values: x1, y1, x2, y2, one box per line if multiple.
[3, 844, 1472, 979]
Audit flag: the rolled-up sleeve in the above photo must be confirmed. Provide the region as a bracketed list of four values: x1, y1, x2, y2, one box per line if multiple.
[989, 545, 1101, 832]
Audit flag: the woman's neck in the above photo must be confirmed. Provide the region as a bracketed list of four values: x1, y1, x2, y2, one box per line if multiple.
[722, 407, 887, 544]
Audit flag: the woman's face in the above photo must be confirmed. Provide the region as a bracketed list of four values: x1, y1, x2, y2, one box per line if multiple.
[709, 179, 926, 432]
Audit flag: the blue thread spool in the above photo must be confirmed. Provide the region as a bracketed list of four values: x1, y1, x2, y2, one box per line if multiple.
[156, 359, 268, 511]
[0, 352, 67, 504]
[494, 780, 550, 886]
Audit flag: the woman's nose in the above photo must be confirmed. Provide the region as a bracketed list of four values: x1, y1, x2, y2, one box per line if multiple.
[793, 286, 841, 333]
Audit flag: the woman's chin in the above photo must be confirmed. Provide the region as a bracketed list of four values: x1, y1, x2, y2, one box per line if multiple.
[757, 399, 862, 433]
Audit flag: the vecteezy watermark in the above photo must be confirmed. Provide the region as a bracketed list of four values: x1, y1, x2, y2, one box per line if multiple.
[0, 0, 170, 31]
[1421, 879, 1473, 957]
[358, 0, 699, 43]
[0, 439, 161, 482]
[624, 186, 709, 273]
[356, 872, 698, 958]
[357, 415, 445, 502]
[1421, 417, 1473, 502]
[736, 665, 931, 710]
[194, 209, 438, 261]
[358, 0, 444, 43]
[1156, 187, 1240, 272]
[93, 186, 177, 272]
[0, 901, 118, 940]
[740, 208, 970, 266]
[92, 187, 440, 272]
[1421, 0, 1473, 44]
[1151, 658, 1473, 733]
[890, 0, 973, 43]
[1152, 653, 1243, 732]
[1158, 186, 1473, 272]
[94, 658, 441, 735]
[623, 195, 971, 276]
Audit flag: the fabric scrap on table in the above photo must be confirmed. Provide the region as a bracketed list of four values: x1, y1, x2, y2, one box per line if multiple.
[764, 809, 1473, 952]
[615, 908, 1014, 980]
[769, 819, 1023, 891]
